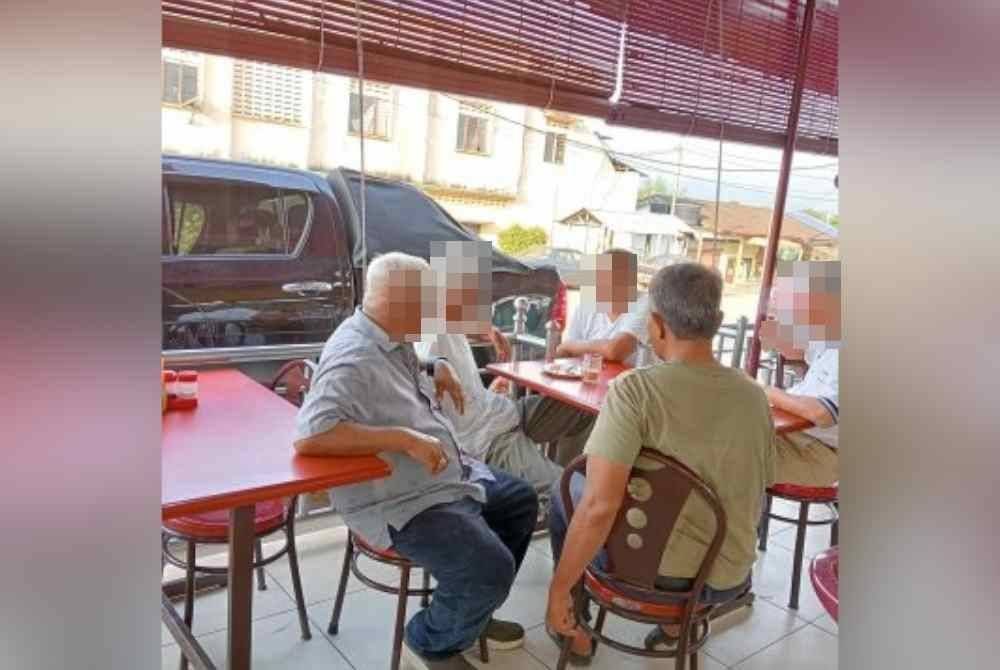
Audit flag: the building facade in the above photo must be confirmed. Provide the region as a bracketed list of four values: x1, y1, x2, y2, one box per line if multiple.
[161, 49, 640, 245]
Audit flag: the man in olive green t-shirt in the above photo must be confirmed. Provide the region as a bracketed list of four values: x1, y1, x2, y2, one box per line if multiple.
[545, 262, 775, 663]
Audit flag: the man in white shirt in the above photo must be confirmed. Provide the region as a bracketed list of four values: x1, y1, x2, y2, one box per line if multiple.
[556, 249, 652, 367]
[417, 241, 594, 491]
[759, 261, 840, 486]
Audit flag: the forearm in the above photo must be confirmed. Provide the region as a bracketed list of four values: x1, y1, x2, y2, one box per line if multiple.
[766, 388, 835, 427]
[551, 498, 620, 594]
[557, 337, 636, 363]
[294, 422, 413, 456]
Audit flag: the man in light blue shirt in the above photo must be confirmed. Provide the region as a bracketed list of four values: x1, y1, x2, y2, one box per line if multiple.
[295, 253, 536, 669]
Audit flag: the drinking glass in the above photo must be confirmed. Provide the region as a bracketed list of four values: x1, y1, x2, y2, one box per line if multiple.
[582, 352, 603, 383]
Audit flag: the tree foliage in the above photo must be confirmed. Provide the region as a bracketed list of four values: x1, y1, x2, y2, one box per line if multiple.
[497, 224, 548, 256]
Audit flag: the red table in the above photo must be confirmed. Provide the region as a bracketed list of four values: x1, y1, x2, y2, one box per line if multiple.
[162, 369, 391, 670]
[486, 359, 813, 434]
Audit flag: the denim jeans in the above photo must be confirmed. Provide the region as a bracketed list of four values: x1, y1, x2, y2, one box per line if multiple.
[388, 467, 538, 660]
[548, 473, 750, 606]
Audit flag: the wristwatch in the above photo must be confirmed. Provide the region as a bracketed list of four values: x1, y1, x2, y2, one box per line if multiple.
[424, 357, 449, 376]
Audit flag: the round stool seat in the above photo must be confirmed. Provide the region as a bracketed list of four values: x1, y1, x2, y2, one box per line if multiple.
[768, 481, 838, 502]
[164, 500, 287, 541]
[352, 532, 406, 562]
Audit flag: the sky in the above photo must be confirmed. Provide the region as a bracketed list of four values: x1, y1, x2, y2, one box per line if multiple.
[592, 121, 840, 215]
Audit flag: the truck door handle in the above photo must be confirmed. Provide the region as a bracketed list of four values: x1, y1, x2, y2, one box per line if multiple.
[282, 281, 333, 297]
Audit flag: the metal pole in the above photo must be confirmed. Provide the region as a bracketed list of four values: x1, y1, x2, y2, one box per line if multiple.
[746, 0, 817, 378]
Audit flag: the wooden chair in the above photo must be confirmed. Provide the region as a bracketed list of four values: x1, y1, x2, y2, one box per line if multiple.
[327, 531, 489, 670]
[555, 450, 735, 670]
[162, 361, 317, 670]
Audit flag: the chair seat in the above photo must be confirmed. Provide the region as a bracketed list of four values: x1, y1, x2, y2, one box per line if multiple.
[164, 500, 287, 541]
[583, 570, 711, 619]
[352, 532, 407, 562]
[768, 481, 838, 502]
[810, 547, 839, 622]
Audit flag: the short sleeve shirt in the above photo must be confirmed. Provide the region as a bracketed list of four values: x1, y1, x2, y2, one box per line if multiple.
[414, 334, 520, 458]
[788, 346, 839, 448]
[565, 295, 651, 367]
[295, 308, 488, 549]
[584, 362, 775, 590]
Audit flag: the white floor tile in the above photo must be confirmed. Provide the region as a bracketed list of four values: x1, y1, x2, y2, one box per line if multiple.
[812, 614, 838, 637]
[751, 544, 827, 621]
[162, 574, 298, 641]
[493, 548, 555, 630]
[703, 598, 808, 667]
[767, 518, 837, 558]
[522, 622, 727, 670]
[161, 610, 351, 670]
[264, 525, 403, 607]
[309, 588, 426, 669]
[732, 623, 837, 670]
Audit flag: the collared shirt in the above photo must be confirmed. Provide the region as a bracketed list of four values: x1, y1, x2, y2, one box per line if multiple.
[566, 294, 652, 367]
[788, 345, 839, 449]
[295, 308, 490, 549]
[414, 334, 521, 459]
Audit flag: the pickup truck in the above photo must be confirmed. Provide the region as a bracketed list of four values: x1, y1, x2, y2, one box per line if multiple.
[161, 156, 565, 379]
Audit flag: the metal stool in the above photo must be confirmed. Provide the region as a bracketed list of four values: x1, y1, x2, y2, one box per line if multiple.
[327, 531, 489, 670]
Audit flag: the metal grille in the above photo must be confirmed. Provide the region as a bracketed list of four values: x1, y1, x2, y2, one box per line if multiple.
[232, 60, 306, 126]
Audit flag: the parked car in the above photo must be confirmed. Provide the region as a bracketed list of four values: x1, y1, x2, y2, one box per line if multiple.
[637, 253, 687, 289]
[161, 156, 565, 377]
[520, 246, 584, 287]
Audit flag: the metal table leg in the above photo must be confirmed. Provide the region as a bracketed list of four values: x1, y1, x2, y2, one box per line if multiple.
[161, 591, 216, 670]
[227, 505, 255, 670]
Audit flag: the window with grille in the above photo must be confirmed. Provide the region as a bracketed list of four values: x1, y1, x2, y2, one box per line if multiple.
[348, 81, 394, 140]
[543, 132, 567, 165]
[456, 102, 493, 156]
[162, 55, 199, 106]
[232, 61, 305, 126]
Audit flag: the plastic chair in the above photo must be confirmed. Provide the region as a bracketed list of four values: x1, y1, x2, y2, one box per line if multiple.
[327, 531, 489, 670]
[555, 450, 736, 670]
[757, 482, 839, 609]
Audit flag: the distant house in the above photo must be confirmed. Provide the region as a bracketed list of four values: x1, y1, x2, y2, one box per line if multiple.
[693, 201, 839, 282]
[554, 207, 696, 258]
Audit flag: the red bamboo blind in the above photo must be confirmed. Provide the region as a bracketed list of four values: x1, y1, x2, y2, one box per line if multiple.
[162, 1, 838, 153]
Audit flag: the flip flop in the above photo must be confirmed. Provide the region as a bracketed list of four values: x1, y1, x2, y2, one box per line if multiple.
[643, 625, 680, 651]
[546, 628, 597, 666]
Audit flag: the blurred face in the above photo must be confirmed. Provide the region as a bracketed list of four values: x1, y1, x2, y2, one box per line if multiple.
[761, 261, 841, 356]
[430, 241, 493, 336]
[384, 269, 436, 341]
[583, 252, 638, 313]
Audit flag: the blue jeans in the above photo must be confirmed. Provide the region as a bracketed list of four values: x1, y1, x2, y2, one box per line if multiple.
[548, 474, 750, 606]
[388, 467, 538, 660]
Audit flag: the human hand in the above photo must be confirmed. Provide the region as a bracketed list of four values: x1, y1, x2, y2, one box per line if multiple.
[546, 586, 579, 639]
[488, 376, 510, 395]
[401, 429, 449, 475]
[489, 326, 512, 362]
[433, 359, 466, 415]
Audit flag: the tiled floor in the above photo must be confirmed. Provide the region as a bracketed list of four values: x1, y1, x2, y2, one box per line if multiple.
[162, 517, 837, 669]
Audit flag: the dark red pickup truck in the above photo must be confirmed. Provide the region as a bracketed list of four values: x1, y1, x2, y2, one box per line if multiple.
[161, 156, 564, 374]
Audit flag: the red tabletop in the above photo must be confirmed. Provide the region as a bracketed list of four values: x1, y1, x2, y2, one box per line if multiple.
[162, 369, 390, 520]
[487, 359, 813, 434]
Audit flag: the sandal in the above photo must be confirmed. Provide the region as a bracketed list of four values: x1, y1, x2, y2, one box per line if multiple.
[546, 628, 597, 666]
[643, 625, 680, 651]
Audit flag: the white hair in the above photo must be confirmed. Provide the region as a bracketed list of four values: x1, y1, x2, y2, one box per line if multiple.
[362, 252, 431, 310]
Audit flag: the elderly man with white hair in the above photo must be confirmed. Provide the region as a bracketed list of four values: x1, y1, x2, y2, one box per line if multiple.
[295, 252, 537, 670]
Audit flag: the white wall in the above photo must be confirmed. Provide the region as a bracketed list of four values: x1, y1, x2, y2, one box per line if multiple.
[161, 53, 232, 159]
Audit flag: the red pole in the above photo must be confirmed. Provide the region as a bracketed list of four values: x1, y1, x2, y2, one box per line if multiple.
[746, 0, 817, 377]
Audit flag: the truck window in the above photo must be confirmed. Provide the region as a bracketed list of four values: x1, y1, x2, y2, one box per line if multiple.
[165, 180, 312, 256]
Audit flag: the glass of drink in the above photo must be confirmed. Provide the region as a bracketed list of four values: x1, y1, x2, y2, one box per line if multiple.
[581, 353, 603, 383]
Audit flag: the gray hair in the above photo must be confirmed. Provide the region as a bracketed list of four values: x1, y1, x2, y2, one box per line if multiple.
[362, 252, 430, 310]
[649, 262, 724, 340]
